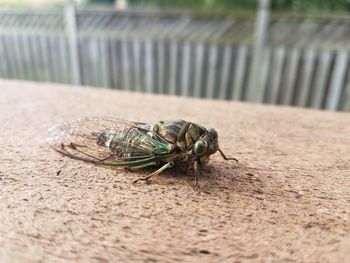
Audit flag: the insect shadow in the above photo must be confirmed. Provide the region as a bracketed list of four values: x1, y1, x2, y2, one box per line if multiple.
[127, 162, 261, 195]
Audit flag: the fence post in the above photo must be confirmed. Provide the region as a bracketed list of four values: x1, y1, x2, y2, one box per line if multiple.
[247, 0, 270, 102]
[64, 2, 81, 85]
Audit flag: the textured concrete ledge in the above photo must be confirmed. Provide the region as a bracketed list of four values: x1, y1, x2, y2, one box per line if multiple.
[1, 80, 350, 262]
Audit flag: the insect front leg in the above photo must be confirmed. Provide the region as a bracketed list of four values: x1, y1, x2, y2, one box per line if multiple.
[218, 148, 238, 162]
[194, 160, 200, 193]
[132, 161, 174, 185]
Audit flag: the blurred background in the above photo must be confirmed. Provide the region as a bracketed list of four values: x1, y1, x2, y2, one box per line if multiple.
[1, 0, 350, 111]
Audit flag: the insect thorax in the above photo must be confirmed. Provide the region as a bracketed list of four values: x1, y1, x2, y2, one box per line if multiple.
[155, 120, 208, 152]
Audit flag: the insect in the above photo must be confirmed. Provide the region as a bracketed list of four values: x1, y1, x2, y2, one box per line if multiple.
[47, 117, 237, 191]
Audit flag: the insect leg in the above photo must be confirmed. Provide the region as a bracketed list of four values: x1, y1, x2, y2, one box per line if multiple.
[125, 162, 156, 171]
[98, 154, 114, 162]
[218, 148, 238, 162]
[132, 161, 174, 185]
[194, 160, 200, 193]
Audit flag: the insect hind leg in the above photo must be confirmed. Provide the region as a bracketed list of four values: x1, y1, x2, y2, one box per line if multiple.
[132, 161, 174, 185]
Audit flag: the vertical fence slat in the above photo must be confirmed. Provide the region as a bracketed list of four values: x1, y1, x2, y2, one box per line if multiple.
[91, 38, 99, 86]
[132, 38, 141, 92]
[64, 4, 81, 85]
[231, 44, 248, 100]
[247, 0, 270, 102]
[121, 38, 131, 90]
[206, 44, 219, 99]
[99, 38, 110, 88]
[0, 35, 8, 78]
[22, 34, 32, 81]
[110, 39, 118, 89]
[60, 35, 68, 83]
[218, 45, 232, 100]
[13, 33, 25, 80]
[82, 38, 92, 86]
[60, 35, 69, 84]
[157, 41, 165, 94]
[36, 34, 44, 81]
[325, 50, 348, 111]
[258, 47, 271, 103]
[55, 35, 65, 83]
[80, 37, 90, 86]
[266, 46, 285, 104]
[9, 34, 20, 79]
[194, 43, 204, 98]
[40, 34, 51, 82]
[54, 35, 62, 83]
[47, 35, 57, 83]
[169, 41, 178, 95]
[342, 74, 350, 112]
[29, 34, 40, 81]
[188, 44, 196, 97]
[3, 35, 15, 79]
[310, 50, 332, 109]
[95, 38, 104, 87]
[281, 47, 300, 105]
[296, 48, 316, 107]
[145, 39, 154, 93]
[181, 42, 191, 97]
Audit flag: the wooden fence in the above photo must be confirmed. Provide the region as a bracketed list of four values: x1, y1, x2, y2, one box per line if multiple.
[0, 6, 350, 111]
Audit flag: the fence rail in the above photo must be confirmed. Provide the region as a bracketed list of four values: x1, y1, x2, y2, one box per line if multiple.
[0, 5, 350, 112]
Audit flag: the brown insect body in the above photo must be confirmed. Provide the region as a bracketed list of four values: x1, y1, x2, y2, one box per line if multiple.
[48, 117, 236, 191]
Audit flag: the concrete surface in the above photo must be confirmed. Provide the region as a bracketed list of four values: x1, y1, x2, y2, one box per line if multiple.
[1, 80, 350, 262]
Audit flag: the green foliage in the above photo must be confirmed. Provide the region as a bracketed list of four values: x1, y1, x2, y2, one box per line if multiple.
[125, 0, 349, 12]
[127, 0, 257, 10]
[271, 0, 348, 12]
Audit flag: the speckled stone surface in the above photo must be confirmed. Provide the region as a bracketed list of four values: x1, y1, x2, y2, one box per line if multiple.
[1, 80, 350, 262]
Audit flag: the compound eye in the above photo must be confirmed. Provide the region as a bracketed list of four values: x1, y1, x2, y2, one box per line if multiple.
[194, 140, 208, 156]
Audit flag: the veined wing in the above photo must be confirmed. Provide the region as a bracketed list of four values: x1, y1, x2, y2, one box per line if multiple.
[47, 117, 175, 167]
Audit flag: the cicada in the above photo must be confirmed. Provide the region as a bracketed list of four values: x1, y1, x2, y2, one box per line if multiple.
[47, 118, 237, 191]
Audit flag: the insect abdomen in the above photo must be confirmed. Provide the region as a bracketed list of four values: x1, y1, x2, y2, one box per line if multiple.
[98, 128, 153, 159]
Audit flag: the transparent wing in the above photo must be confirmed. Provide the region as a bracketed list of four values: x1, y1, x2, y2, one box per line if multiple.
[47, 117, 173, 166]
